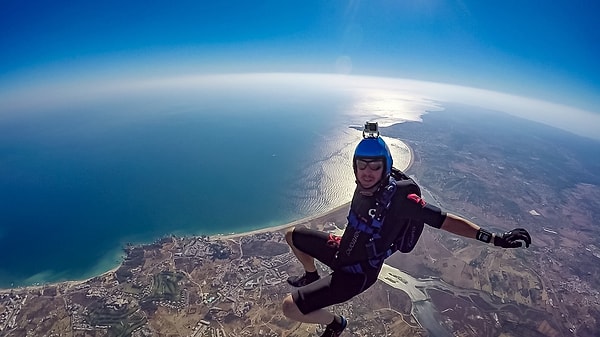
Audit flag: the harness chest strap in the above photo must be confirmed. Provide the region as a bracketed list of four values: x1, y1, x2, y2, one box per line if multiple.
[341, 178, 398, 274]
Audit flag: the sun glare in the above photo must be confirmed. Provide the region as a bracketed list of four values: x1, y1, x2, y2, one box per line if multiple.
[349, 89, 443, 127]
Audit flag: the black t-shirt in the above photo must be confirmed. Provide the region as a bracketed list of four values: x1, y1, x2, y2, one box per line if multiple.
[336, 186, 447, 267]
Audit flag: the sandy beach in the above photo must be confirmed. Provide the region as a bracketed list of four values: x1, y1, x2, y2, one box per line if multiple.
[215, 202, 352, 240]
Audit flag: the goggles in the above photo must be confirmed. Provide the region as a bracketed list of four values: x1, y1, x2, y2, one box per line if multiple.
[356, 159, 383, 171]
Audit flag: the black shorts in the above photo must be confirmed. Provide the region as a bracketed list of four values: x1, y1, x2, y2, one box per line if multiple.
[290, 226, 380, 314]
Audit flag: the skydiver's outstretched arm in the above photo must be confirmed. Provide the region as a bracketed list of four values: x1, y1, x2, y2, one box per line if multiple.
[440, 213, 531, 248]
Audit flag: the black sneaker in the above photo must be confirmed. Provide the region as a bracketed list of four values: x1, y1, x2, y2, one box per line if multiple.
[320, 316, 347, 337]
[286, 272, 319, 287]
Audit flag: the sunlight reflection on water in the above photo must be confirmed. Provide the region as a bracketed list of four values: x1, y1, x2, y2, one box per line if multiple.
[294, 83, 433, 215]
[291, 122, 414, 217]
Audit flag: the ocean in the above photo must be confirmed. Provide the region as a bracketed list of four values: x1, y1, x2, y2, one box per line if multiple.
[0, 86, 413, 288]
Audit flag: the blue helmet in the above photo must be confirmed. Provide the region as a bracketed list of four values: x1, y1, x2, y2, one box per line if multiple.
[352, 136, 393, 178]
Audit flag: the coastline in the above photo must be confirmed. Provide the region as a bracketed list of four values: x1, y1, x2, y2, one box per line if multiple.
[1, 138, 413, 292]
[216, 136, 414, 241]
[0, 265, 122, 292]
[215, 202, 352, 240]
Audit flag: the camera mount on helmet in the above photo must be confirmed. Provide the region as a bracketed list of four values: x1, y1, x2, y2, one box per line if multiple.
[362, 121, 379, 138]
[355, 121, 393, 178]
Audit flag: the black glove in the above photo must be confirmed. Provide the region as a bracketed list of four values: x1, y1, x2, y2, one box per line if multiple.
[494, 228, 531, 248]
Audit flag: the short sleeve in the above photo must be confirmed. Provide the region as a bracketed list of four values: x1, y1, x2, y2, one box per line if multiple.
[398, 193, 446, 229]
[421, 203, 446, 228]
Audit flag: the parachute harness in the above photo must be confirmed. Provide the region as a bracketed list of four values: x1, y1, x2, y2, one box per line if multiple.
[340, 176, 398, 274]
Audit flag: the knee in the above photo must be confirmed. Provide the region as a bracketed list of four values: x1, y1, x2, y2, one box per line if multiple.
[282, 294, 299, 318]
[285, 227, 295, 246]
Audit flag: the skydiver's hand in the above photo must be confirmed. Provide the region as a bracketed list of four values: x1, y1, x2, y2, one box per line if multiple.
[494, 228, 531, 248]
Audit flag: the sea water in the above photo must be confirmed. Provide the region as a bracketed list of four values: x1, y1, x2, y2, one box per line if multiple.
[0, 81, 415, 288]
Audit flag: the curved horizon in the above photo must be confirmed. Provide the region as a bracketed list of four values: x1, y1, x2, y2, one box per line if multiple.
[2, 72, 598, 141]
[1, 1, 598, 111]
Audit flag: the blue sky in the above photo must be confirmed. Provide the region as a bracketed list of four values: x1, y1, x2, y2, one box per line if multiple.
[1, 0, 599, 111]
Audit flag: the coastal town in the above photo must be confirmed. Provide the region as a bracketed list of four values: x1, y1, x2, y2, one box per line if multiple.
[0, 204, 426, 337]
[1, 198, 599, 337]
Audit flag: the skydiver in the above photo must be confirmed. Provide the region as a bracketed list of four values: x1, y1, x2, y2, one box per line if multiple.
[281, 122, 532, 337]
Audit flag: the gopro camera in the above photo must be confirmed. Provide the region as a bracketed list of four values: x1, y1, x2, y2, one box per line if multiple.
[363, 121, 379, 138]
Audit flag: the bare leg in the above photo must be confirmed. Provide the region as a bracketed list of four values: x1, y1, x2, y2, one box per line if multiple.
[285, 227, 317, 272]
[282, 294, 333, 324]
